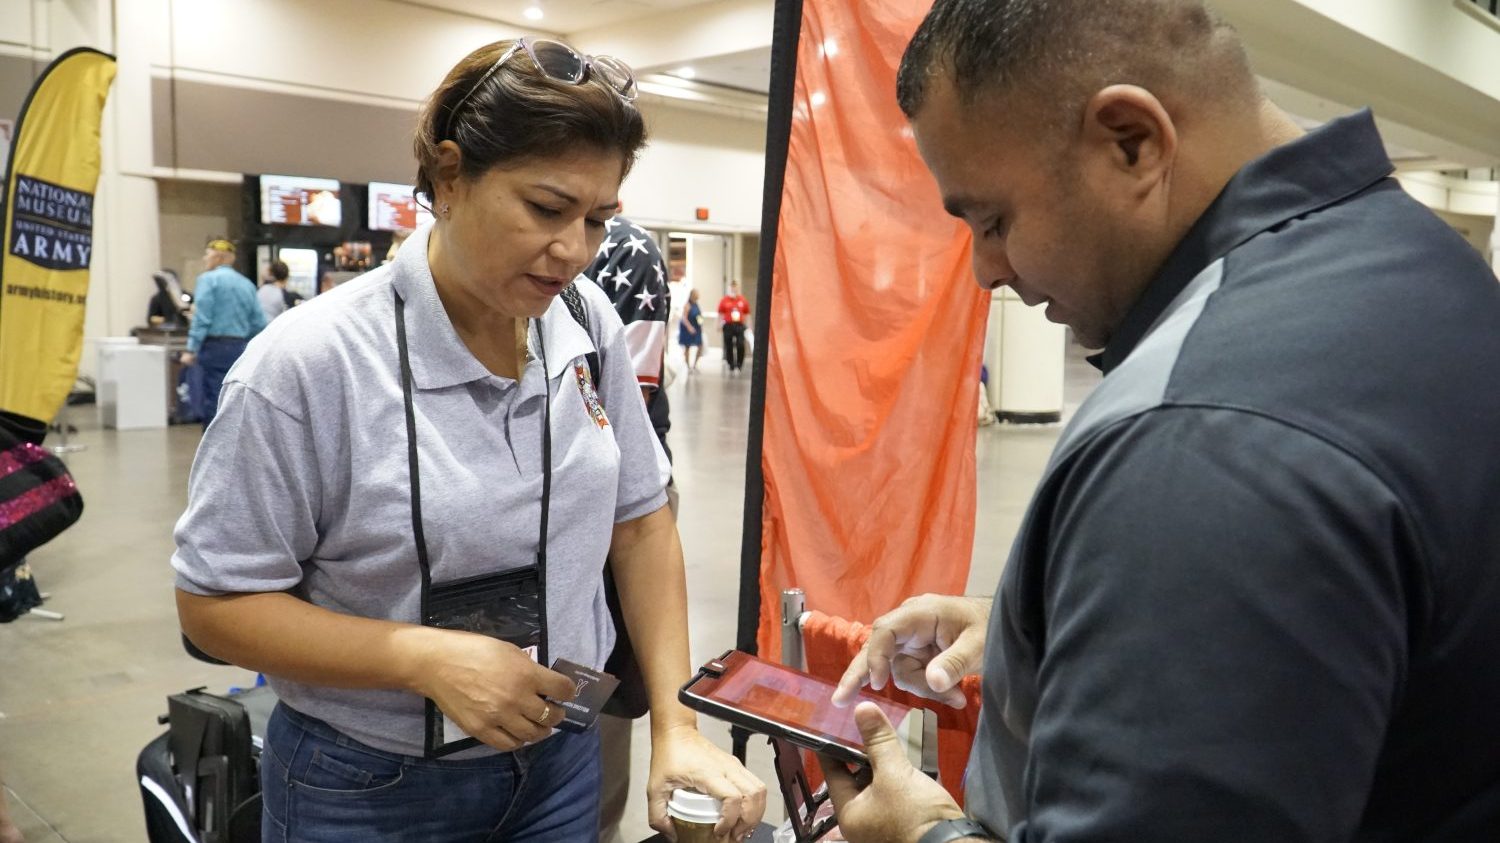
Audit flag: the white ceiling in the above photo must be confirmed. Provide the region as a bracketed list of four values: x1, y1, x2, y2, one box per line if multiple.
[648, 46, 771, 94]
[1260, 77, 1460, 170]
[410, 0, 727, 34]
[403, 1, 1481, 168]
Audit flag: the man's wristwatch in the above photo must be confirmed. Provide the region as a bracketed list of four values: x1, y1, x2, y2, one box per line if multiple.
[916, 818, 999, 843]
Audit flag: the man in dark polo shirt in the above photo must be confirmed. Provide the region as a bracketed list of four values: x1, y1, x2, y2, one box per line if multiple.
[825, 2, 1500, 842]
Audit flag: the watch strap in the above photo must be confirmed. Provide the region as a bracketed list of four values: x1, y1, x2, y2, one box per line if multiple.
[916, 818, 998, 843]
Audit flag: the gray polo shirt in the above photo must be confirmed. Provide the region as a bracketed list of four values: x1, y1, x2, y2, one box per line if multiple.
[256, 282, 286, 321]
[172, 223, 669, 757]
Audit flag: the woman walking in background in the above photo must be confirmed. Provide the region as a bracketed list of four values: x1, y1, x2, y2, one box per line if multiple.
[678, 287, 703, 372]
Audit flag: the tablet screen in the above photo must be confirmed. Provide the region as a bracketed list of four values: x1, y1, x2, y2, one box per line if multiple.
[693, 650, 916, 752]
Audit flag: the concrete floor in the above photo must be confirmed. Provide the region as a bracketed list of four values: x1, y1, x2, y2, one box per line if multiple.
[0, 347, 1097, 842]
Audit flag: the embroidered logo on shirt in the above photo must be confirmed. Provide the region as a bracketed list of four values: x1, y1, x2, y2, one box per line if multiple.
[574, 360, 610, 429]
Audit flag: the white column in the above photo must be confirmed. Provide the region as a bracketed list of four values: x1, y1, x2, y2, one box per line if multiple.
[983, 289, 1066, 424]
[687, 234, 729, 351]
[50, 0, 163, 377]
[100, 0, 163, 338]
[1491, 190, 1500, 278]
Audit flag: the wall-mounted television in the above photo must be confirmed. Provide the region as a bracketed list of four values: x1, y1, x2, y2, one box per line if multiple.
[260, 175, 342, 226]
[367, 181, 434, 232]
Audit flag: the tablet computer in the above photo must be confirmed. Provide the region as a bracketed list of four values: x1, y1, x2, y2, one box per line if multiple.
[679, 649, 936, 768]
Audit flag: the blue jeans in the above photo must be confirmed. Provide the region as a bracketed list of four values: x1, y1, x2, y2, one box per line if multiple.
[261, 703, 601, 842]
[196, 336, 248, 428]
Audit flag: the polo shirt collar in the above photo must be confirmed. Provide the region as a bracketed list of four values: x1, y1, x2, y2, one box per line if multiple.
[535, 288, 596, 380]
[390, 224, 491, 389]
[1098, 108, 1395, 373]
[389, 223, 596, 389]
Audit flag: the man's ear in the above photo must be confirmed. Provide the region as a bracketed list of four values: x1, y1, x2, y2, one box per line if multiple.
[1081, 85, 1176, 190]
[432, 140, 465, 207]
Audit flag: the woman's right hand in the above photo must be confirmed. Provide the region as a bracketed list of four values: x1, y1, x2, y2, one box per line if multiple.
[405, 628, 578, 751]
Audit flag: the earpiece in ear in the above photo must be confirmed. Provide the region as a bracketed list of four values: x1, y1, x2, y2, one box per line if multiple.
[440, 202, 451, 218]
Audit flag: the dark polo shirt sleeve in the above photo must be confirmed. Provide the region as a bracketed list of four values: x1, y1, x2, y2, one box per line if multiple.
[1013, 407, 1410, 841]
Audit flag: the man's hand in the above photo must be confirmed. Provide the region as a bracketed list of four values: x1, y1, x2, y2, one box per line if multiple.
[832, 594, 990, 708]
[179, 351, 196, 367]
[822, 703, 965, 843]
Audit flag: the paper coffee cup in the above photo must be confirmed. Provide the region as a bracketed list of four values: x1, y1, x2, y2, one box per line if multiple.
[668, 788, 723, 843]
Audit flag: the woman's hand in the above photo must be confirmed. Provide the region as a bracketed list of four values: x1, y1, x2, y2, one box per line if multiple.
[648, 724, 768, 841]
[405, 628, 577, 751]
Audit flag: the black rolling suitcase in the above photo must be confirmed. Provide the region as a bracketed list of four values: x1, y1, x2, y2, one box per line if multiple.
[138, 684, 275, 843]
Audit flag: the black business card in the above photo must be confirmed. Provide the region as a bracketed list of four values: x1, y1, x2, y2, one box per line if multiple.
[549, 659, 621, 733]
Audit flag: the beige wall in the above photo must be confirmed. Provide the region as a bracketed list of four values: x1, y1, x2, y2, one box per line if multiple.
[628, 102, 765, 230]
[1217, 0, 1500, 166]
[0, 53, 38, 120]
[151, 76, 419, 184]
[1433, 209, 1496, 258]
[134, 0, 767, 228]
[144, 74, 765, 228]
[737, 232, 761, 316]
[157, 180, 242, 293]
[160, 0, 542, 104]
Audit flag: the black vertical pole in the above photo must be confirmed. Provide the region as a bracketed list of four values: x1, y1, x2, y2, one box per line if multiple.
[732, 0, 805, 765]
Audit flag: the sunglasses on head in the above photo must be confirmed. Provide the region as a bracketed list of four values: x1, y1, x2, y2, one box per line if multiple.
[443, 38, 638, 140]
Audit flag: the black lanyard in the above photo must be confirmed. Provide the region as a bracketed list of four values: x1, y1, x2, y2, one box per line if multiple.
[395, 290, 551, 631]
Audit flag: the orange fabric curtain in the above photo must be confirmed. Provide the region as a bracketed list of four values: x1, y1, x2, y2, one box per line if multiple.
[800, 611, 982, 804]
[756, 0, 988, 661]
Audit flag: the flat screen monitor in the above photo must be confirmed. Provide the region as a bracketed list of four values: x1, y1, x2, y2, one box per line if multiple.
[260, 175, 342, 226]
[367, 181, 433, 232]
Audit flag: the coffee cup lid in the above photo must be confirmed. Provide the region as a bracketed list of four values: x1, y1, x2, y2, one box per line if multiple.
[667, 788, 722, 823]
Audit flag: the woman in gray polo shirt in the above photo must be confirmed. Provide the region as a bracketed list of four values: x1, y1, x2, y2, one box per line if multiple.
[171, 39, 765, 842]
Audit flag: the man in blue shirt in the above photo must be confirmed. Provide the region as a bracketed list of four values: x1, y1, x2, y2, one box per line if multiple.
[183, 238, 265, 427]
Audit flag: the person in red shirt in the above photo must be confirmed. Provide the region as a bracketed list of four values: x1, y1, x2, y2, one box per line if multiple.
[717, 281, 751, 373]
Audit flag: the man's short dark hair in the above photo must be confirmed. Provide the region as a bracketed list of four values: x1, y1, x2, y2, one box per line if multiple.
[269, 260, 289, 282]
[897, 0, 1254, 127]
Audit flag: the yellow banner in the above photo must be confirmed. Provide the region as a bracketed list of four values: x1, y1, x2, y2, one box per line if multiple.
[0, 48, 116, 423]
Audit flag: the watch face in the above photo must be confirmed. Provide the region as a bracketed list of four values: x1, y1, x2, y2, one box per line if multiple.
[918, 818, 996, 843]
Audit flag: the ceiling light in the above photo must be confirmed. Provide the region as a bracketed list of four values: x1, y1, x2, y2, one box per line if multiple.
[675, 66, 697, 80]
[523, 5, 544, 20]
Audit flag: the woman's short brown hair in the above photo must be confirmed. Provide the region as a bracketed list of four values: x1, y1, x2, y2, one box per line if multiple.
[413, 40, 647, 203]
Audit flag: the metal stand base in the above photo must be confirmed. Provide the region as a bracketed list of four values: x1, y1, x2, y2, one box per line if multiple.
[770, 736, 841, 843]
[50, 403, 86, 454]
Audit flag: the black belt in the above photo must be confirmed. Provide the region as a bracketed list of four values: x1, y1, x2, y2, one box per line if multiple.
[204, 335, 247, 341]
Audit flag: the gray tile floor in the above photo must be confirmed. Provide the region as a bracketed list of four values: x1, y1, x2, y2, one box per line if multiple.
[0, 347, 1097, 842]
